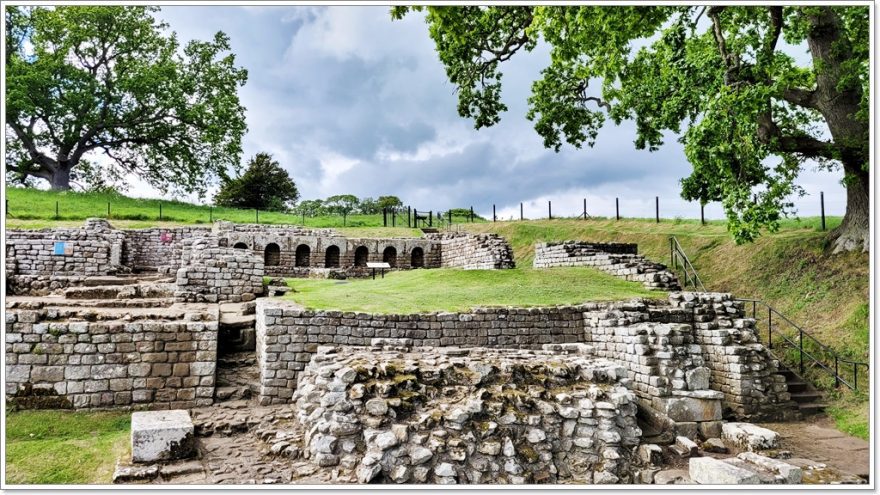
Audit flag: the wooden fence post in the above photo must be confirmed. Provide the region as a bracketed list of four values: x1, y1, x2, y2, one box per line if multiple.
[655, 196, 659, 223]
[615, 197, 619, 220]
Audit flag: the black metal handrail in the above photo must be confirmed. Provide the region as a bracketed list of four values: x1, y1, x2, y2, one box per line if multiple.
[669, 236, 706, 291]
[736, 298, 869, 392]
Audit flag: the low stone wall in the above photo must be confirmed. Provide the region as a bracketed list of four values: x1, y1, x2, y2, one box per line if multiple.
[291, 342, 640, 484]
[174, 237, 264, 303]
[5, 219, 126, 293]
[533, 241, 679, 291]
[4, 302, 218, 410]
[121, 227, 208, 274]
[428, 232, 515, 270]
[254, 299, 584, 404]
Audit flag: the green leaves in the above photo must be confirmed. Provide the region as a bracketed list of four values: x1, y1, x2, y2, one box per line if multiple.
[395, 5, 869, 246]
[214, 153, 299, 211]
[5, 6, 248, 195]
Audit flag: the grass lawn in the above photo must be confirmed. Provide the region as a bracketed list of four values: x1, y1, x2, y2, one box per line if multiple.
[5, 410, 130, 485]
[4, 186, 480, 229]
[282, 266, 662, 313]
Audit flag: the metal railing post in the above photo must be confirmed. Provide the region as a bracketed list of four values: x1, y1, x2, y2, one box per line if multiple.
[799, 329, 804, 374]
[834, 357, 839, 388]
[768, 308, 772, 349]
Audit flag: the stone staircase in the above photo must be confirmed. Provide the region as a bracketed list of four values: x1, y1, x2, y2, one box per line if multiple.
[776, 366, 828, 415]
[215, 352, 260, 402]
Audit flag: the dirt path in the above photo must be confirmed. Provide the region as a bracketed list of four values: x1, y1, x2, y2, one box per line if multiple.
[759, 415, 870, 480]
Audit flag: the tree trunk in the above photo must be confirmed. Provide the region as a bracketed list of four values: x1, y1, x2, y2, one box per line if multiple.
[829, 161, 869, 253]
[49, 165, 72, 190]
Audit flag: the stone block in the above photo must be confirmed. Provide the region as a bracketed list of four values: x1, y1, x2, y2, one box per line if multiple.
[131, 410, 195, 463]
[652, 396, 722, 422]
[721, 423, 779, 452]
[689, 456, 760, 484]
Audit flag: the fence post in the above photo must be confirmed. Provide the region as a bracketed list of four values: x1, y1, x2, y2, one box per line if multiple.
[548, 201, 552, 220]
[655, 196, 659, 223]
[520, 202, 523, 221]
[302, 212, 305, 225]
[56, 201, 59, 220]
[392, 209, 396, 227]
[256, 209, 259, 224]
[799, 329, 804, 374]
[210, 207, 213, 223]
[343, 211, 347, 227]
[408, 206, 412, 228]
[820, 191, 826, 231]
[768, 308, 772, 349]
[383, 207, 388, 227]
[834, 356, 839, 388]
[448, 210, 452, 225]
[615, 197, 619, 221]
[583, 198, 587, 220]
[159, 203, 163, 221]
[107, 201, 111, 219]
[470, 206, 474, 222]
[429, 210, 433, 227]
[493, 205, 496, 222]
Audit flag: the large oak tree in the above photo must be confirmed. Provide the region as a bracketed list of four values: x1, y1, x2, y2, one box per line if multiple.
[393, 6, 869, 252]
[5, 6, 248, 195]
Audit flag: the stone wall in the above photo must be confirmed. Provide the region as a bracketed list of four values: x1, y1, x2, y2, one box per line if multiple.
[668, 293, 798, 421]
[255, 299, 584, 405]
[533, 241, 679, 291]
[174, 237, 264, 304]
[5, 219, 126, 293]
[121, 227, 208, 274]
[428, 232, 515, 269]
[291, 342, 640, 484]
[4, 301, 218, 410]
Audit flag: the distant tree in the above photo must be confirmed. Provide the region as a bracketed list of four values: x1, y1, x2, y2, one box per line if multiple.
[213, 153, 299, 211]
[377, 195, 404, 212]
[325, 194, 360, 216]
[358, 197, 380, 215]
[393, 6, 869, 252]
[5, 6, 248, 194]
[294, 199, 327, 217]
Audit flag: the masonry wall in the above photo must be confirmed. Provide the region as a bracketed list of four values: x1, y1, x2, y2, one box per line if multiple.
[534, 241, 679, 290]
[121, 227, 208, 273]
[254, 299, 584, 404]
[4, 306, 218, 410]
[428, 232, 515, 269]
[174, 237, 265, 303]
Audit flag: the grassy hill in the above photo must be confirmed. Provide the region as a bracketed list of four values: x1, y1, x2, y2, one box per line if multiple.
[4, 187, 478, 229]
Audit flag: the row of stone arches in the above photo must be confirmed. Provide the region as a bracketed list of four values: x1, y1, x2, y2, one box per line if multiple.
[233, 242, 425, 269]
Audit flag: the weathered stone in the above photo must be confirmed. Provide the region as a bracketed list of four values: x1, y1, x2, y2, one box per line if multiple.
[689, 457, 760, 485]
[721, 423, 779, 452]
[131, 410, 195, 463]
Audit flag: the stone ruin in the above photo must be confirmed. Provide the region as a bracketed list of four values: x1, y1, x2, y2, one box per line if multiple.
[533, 241, 681, 290]
[3, 222, 864, 485]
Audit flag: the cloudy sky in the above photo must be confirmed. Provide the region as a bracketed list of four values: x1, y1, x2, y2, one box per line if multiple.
[131, 5, 847, 220]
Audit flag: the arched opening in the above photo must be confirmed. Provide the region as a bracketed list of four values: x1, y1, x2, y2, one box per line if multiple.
[325, 245, 340, 268]
[233, 242, 249, 250]
[383, 246, 397, 268]
[264, 243, 281, 266]
[295, 244, 311, 267]
[411, 247, 424, 268]
[354, 246, 369, 267]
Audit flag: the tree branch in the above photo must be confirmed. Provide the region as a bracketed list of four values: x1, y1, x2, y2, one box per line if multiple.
[781, 87, 818, 109]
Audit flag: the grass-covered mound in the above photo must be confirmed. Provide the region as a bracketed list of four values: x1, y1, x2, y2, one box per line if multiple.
[283, 267, 661, 314]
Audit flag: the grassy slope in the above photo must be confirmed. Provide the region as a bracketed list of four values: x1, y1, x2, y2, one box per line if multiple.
[284, 266, 661, 313]
[5, 410, 130, 484]
[4, 187, 479, 229]
[462, 218, 869, 439]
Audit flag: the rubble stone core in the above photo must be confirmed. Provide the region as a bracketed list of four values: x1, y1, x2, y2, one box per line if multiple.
[291, 342, 640, 484]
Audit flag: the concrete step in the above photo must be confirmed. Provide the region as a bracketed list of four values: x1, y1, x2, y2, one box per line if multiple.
[785, 380, 809, 393]
[797, 402, 828, 414]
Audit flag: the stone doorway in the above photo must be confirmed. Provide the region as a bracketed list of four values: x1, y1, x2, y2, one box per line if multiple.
[411, 247, 424, 268]
[383, 246, 397, 268]
[354, 246, 369, 267]
[325, 245, 340, 268]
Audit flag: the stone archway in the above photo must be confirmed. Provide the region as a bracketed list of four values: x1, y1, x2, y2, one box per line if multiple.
[383, 246, 397, 268]
[233, 242, 249, 250]
[354, 246, 369, 267]
[295, 244, 311, 267]
[264, 243, 281, 266]
[411, 247, 424, 268]
[325, 245, 340, 268]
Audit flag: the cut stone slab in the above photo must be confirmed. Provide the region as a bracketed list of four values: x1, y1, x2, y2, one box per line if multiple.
[131, 410, 195, 463]
[737, 452, 802, 484]
[674, 435, 700, 457]
[652, 396, 721, 422]
[112, 462, 159, 483]
[702, 437, 728, 453]
[722, 422, 779, 452]
[653, 469, 694, 485]
[689, 456, 761, 485]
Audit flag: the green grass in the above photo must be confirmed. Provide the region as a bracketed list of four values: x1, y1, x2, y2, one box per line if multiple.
[283, 266, 661, 313]
[4, 186, 480, 229]
[5, 410, 130, 484]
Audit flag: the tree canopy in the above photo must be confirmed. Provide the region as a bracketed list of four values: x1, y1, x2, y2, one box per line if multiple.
[393, 6, 869, 252]
[5, 6, 248, 195]
[214, 153, 299, 211]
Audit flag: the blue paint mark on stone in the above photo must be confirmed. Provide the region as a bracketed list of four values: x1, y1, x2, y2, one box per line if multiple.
[53, 242, 66, 255]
